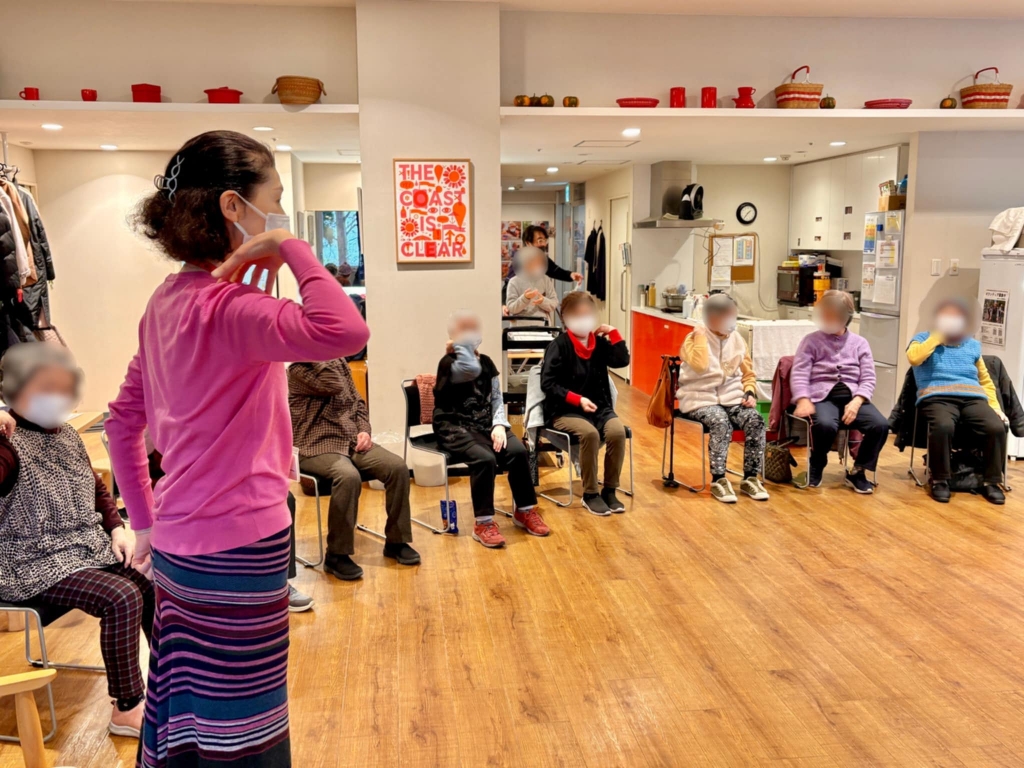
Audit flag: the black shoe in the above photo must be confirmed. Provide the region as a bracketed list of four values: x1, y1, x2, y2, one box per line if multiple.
[844, 470, 874, 494]
[981, 484, 1006, 505]
[930, 481, 951, 503]
[324, 554, 363, 581]
[601, 488, 626, 513]
[582, 492, 611, 516]
[807, 466, 824, 488]
[383, 543, 421, 565]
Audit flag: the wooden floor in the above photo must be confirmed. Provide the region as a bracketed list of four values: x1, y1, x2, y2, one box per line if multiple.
[4, 381, 1024, 767]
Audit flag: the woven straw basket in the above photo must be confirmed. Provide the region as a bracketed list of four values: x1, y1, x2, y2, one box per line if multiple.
[960, 67, 1013, 109]
[273, 76, 326, 105]
[774, 65, 824, 109]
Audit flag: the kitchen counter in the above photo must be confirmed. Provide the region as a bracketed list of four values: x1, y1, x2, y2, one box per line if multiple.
[631, 305, 700, 325]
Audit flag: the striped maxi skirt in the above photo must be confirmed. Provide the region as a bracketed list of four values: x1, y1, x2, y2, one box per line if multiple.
[138, 528, 292, 767]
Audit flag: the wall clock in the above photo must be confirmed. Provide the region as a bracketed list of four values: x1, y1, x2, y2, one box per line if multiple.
[736, 202, 757, 225]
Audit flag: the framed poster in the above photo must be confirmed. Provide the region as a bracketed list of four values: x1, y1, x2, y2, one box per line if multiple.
[394, 159, 472, 264]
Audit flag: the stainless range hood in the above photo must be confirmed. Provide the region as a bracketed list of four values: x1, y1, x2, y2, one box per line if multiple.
[634, 161, 722, 230]
[634, 215, 722, 230]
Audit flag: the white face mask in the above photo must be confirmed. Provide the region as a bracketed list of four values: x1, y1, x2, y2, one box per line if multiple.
[718, 317, 737, 334]
[22, 393, 74, 429]
[233, 193, 291, 244]
[936, 313, 967, 338]
[565, 314, 598, 337]
[458, 331, 482, 350]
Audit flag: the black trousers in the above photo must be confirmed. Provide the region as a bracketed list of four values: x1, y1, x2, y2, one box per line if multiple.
[441, 428, 538, 518]
[919, 396, 1006, 484]
[810, 391, 889, 472]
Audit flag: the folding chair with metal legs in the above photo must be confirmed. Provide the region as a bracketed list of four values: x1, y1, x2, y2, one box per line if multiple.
[789, 413, 878, 489]
[296, 471, 386, 567]
[0, 604, 106, 744]
[661, 412, 748, 493]
[296, 472, 326, 568]
[536, 424, 635, 507]
[908, 407, 1013, 491]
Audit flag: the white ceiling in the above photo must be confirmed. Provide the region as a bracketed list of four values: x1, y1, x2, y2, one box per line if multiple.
[500, 108, 1024, 184]
[112, 0, 1024, 18]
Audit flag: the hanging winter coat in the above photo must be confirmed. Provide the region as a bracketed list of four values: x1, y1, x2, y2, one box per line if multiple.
[584, 225, 607, 301]
[0, 207, 27, 355]
[17, 187, 54, 328]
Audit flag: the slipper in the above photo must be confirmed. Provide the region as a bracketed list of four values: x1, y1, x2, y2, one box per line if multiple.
[108, 721, 141, 739]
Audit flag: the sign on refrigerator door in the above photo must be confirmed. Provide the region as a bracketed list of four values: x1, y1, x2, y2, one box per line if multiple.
[981, 288, 1009, 347]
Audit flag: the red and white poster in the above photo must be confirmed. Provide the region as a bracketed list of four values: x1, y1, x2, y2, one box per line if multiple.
[394, 159, 472, 264]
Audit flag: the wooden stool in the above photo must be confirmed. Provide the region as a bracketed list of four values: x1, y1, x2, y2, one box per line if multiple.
[0, 669, 56, 767]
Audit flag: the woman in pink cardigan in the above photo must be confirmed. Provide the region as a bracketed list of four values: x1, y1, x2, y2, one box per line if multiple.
[106, 131, 369, 768]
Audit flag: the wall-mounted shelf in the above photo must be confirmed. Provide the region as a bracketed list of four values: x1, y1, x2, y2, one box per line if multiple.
[0, 100, 358, 114]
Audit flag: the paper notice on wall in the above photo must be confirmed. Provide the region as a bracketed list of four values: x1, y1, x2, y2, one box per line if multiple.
[711, 264, 732, 285]
[713, 237, 733, 266]
[864, 215, 879, 254]
[981, 288, 1009, 347]
[874, 273, 897, 305]
[733, 236, 755, 266]
[885, 212, 902, 233]
[861, 263, 876, 301]
[877, 239, 900, 269]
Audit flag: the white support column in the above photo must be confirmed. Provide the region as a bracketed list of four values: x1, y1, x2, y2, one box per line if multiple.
[356, 0, 502, 435]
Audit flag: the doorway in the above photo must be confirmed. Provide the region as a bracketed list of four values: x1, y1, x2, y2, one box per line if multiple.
[608, 195, 631, 380]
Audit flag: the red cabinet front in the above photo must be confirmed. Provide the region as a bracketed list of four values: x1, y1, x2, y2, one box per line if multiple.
[631, 311, 694, 397]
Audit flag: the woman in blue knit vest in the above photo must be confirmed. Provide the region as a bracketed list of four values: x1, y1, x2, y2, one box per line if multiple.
[907, 297, 1007, 504]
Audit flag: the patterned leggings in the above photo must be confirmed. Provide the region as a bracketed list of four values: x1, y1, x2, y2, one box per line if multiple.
[685, 404, 766, 479]
[33, 563, 154, 701]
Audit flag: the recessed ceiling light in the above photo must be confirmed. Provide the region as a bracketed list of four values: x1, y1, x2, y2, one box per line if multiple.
[41, 124, 62, 131]
[507, 186, 516, 191]
[100, 144, 118, 151]
[275, 144, 292, 151]
[622, 127, 641, 138]
[253, 126, 274, 132]
[546, 167, 559, 174]
[524, 178, 535, 183]
[763, 156, 778, 162]
[830, 141, 847, 147]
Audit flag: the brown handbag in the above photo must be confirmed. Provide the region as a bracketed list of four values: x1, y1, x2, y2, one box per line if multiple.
[646, 357, 675, 429]
[764, 438, 799, 484]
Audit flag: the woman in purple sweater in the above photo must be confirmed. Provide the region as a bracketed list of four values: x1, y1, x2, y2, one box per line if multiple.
[791, 291, 889, 492]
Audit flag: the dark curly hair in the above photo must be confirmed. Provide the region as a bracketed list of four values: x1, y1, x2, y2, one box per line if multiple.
[133, 130, 275, 267]
[523, 224, 548, 246]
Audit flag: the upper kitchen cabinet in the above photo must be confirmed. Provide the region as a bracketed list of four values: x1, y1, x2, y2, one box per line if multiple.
[789, 160, 832, 249]
[790, 145, 908, 251]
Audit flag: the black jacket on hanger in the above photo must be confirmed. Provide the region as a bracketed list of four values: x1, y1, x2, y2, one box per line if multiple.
[0, 203, 29, 354]
[18, 187, 54, 328]
[584, 226, 607, 301]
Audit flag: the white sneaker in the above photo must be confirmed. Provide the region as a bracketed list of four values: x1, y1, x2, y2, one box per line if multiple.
[740, 476, 770, 501]
[710, 477, 737, 503]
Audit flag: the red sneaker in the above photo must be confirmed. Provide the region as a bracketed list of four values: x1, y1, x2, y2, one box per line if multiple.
[472, 520, 506, 548]
[513, 507, 551, 537]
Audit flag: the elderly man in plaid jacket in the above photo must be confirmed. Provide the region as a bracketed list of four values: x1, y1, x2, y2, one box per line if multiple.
[289, 358, 419, 581]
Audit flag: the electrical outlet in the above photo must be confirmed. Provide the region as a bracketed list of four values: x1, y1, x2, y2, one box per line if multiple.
[950, 258, 960, 276]
[931, 259, 941, 276]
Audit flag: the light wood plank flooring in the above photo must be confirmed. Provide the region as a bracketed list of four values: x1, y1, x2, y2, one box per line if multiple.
[3, 381, 1024, 767]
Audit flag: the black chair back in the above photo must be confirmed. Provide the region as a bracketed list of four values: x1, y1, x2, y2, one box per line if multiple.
[403, 379, 422, 428]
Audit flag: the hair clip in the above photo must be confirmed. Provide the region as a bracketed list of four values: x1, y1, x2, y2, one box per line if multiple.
[154, 154, 184, 203]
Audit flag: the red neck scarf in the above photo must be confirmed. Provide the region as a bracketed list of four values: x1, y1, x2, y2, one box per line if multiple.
[568, 332, 596, 360]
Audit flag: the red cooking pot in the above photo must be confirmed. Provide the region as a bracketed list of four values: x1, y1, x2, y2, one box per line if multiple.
[205, 87, 243, 104]
[131, 83, 161, 103]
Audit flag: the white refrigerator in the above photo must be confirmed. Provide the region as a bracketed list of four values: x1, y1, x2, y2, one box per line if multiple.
[979, 248, 1024, 458]
[859, 210, 905, 418]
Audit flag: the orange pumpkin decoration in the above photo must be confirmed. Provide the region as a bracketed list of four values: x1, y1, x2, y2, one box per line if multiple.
[819, 94, 836, 109]
[538, 93, 555, 107]
[513, 94, 530, 107]
[563, 95, 579, 108]
[940, 96, 957, 109]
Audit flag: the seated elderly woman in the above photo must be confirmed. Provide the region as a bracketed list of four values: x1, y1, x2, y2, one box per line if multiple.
[0, 344, 152, 738]
[792, 290, 888, 493]
[676, 293, 769, 504]
[433, 310, 550, 548]
[907, 297, 1006, 505]
[505, 245, 559, 324]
